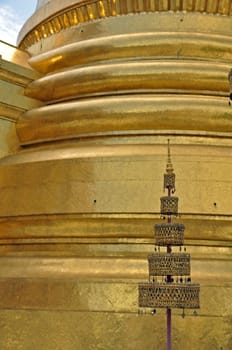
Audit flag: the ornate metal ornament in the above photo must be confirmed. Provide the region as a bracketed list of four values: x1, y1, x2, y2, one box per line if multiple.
[155, 223, 185, 246]
[164, 173, 175, 192]
[148, 253, 190, 277]
[138, 140, 200, 350]
[160, 196, 178, 215]
[138, 283, 200, 309]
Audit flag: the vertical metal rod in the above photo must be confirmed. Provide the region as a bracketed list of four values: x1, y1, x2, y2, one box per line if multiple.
[167, 185, 172, 350]
[167, 307, 172, 350]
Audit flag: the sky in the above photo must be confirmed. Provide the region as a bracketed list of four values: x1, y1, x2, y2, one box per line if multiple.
[0, 0, 37, 45]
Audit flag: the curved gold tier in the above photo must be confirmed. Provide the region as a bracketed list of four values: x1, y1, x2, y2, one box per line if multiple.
[18, 0, 232, 50]
[27, 31, 232, 74]
[1, 139, 232, 217]
[25, 60, 229, 101]
[16, 11, 232, 146]
[18, 95, 231, 144]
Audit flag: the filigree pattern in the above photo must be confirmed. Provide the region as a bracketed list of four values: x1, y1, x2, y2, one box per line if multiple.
[164, 173, 175, 191]
[138, 283, 200, 309]
[138, 140, 200, 312]
[155, 223, 185, 246]
[148, 253, 190, 276]
[160, 196, 178, 215]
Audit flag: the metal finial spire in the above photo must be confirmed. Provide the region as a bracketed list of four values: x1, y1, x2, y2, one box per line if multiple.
[166, 139, 174, 174]
[164, 140, 175, 192]
[138, 139, 200, 350]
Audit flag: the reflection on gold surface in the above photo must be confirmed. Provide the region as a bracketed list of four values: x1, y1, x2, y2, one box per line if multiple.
[25, 60, 229, 101]
[0, 41, 30, 68]
[18, 95, 231, 144]
[18, 0, 232, 50]
[0, 1, 231, 348]
[27, 30, 232, 73]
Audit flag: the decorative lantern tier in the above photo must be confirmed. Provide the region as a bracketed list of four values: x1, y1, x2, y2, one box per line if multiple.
[138, 141, 200, 349]
[148, 253, 190, 277]
[138, 283, 200, 309]
[155, 223, 185, 246]
[164, 173, 175, 191]
[160, 196, 178, 215]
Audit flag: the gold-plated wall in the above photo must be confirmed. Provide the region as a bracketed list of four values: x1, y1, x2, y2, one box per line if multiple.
[18, 0, 232, 50]
[0, 42, 41, 157]
[0, 1, 231, 349]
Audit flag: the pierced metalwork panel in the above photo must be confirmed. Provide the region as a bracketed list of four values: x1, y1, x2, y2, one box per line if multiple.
[164, 173, 175, 190]
[138, 283, 200, 309]
[160, 196, 178, 215]
[155, 223, 185, 246]
[148, 253, 190, 276]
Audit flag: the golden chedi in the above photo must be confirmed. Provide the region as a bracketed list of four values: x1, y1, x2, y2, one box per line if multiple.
[0, 1, 231, 349]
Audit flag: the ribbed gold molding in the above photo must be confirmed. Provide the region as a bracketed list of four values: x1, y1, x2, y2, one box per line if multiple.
[25, 60, 229, 101]
[28, 31, 232, 74]
[0, 213, 231, 244]
[19, 0, 232, 50]
[0, 54, 42, 123]
[0, 257, 230, 282]
[0, 104, 24, 122]
[17, 95, 231, 144]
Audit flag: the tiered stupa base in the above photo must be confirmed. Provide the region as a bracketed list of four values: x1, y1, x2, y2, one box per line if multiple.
[0, 1, 231, 349]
